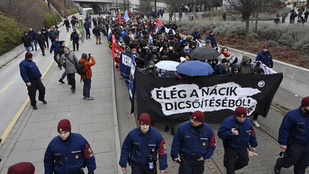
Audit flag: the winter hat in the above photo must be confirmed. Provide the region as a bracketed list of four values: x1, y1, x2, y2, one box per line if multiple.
[132, 48, 137, 52]
[25, 52, 33, 59]
[57, 119, 71, 132]
[222, 58, 228, 64]
[184, 46, 189, 50]
[209, 30, 213, 34]
[235, 106, 247, 118]
[301, 96, 309, 107]
[8, 162, 35, 174]
[190, 110, 205, 123]
[263, 45, 269, 49]
[82, 53, 88, 59]
[139, 113, 151, 125]
[256, 68, 264, 74]
[55, 36, 59, 39]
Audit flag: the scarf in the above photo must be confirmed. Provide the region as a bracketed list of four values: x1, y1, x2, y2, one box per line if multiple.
[221, 51, 229, 58]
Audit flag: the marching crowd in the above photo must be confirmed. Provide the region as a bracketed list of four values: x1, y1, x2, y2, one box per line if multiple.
[10, 11, 309, 174]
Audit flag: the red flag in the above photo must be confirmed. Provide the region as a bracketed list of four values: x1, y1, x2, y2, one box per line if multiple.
[118, 9, 121, 24]
[154, 18, 164, 34]
[147, 21, 149, 29]
[129, 9, 131, 17]
[112, 34, 124, 70]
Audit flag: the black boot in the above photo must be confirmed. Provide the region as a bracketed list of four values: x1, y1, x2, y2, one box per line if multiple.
[59, 78, 65, 84]
[274, 164, 281, 174]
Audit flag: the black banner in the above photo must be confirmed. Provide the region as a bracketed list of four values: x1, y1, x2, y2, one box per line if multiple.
[135, 71, 283, 124]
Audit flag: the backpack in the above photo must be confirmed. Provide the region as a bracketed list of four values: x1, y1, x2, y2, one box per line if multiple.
[75, 62, 86, 75]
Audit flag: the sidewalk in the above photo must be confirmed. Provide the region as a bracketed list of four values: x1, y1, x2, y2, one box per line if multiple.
[0, 37, 121, 173]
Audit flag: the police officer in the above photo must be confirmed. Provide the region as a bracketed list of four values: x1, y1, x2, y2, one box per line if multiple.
[171, 110, 216, 174]
[218, 106, 258, 174]
[44, 119, 96, 174]
[70, 29, 79, 51]
[119, 113, 168, 174]
[274, 96, 309, 174]
[19, 52, 47, 110]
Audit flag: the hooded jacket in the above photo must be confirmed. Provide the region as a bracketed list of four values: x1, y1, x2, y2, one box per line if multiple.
[61, 51, 78, 74]
[240, 55, 255, 74]
[79, 56, 95, 78]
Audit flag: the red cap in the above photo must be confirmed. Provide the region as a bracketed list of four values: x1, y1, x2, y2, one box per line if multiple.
[190, 110, 205, 123]
[57, 119, 71, 132]
[8, 162, 35, 174]
[194, 28, 197, 30]
[55, 36, 59, 39]
[301, 96, 309, 107]
[25, 52, 33, 59]
[235, 107, 247, 118]
[139, 113, 151, 125]
[263, 45, 269, 49]
[209, 30, 213, 34]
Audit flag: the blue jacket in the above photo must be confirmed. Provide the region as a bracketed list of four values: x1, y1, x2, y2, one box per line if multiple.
[19, 59, 42, 83]
[205, 34, 217, 47]
[48, 30, 57, 41]
[44, 133, 96, 174]
[28, 30, 37, 41]
[119, 127, 168, 170]
[70, 32, 79, 41]
[171, 121, 216, 160]
[256, 51, 273, 66]
[50, 40, 60, 54]
[191, 31, 201, 40]
[278, 107, 309, 146]
[218, 116, 258, 149]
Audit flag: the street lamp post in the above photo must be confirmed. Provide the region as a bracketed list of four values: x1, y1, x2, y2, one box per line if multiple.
[155, 0, 157, 19]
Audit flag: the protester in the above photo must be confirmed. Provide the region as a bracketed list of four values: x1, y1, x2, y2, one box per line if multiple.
[57, 41, 68, 84]
[41, 26, 49, 48]
[61, 47, 78, 93]
[8, 162, 36, 174]
[79, 53, 96, 100]
[70, 29, 79, 51]
[28, 28, 37, 51]
[191, 28, 201, 41]
[274, 96, 309, 174]
[50, 36, 62, 70]
[218, 106, 258, 174]
[205, 30, 217, 48]
[36, 31, 46, 56]
[171, 111, 216, 174]
[19, 52, 47, 110]
[119, 113, 168, 173]
[239, 55, 255, 74]
[44, 119, 96, 174]
[93, 25, 102, 44]
[256, 45, 273, 68]
[21, 32, 32, 53]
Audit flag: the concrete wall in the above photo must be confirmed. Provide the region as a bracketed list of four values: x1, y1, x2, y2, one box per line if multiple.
[0, 45, 25, 68]
[227, 46, 309, 98]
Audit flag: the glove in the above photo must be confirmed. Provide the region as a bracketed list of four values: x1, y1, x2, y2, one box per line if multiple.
[268, 64, 273, 68]
[256, 61, 261, 67]
[88, 172, 94, 174]
[232, 57, 238, 64]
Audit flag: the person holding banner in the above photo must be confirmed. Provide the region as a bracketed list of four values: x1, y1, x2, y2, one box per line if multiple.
[256, 45, 273, 68]
[119, 113, 168, 174]
[274, 96, 309, 174]
[171, 111, 216, 174]
[218, 107, 258, 174]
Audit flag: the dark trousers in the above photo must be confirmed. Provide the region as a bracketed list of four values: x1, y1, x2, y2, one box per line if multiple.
[72, 40, 79, 51]
[86, 29, 90, 39]
[179, 156, 204, 174]
[44, 38, 49, 48]
[253, 114, 258, 120]
[27, 79, 45, 107]
[83, 78, 91, 98]
[53, 52, 61, 68]
[67, 73, 76, 90]
[224, 147, 249, 174]
[131, 163, 155, 174]
[38, 43, 45, 56]
[276, 142, 309, 174]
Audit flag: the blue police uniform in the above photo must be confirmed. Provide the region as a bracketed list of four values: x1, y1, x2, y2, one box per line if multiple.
[19, 58, 45, 107]
[256, 50, 273, 67]
[171, 121, 216, 174]
[119, 127, 168, 173]
[50, 40, 61, 68]
[44, 133, 96, 174]
[190, 31, 201, 41]
[218, 115, 257, 174]
[276, 107, 309, 174]
[70, 31, 79, 51]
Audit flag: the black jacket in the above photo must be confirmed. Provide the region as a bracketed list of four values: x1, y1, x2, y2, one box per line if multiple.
[21, 35, 32, 47]
[36, 34, 46, 44]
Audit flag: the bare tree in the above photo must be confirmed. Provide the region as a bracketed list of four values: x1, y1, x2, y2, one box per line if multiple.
[225, 0, 282, 47]
[123, 0, 131, 10]
[140, 0, 153, 16]
[163, 0, 184, 22]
